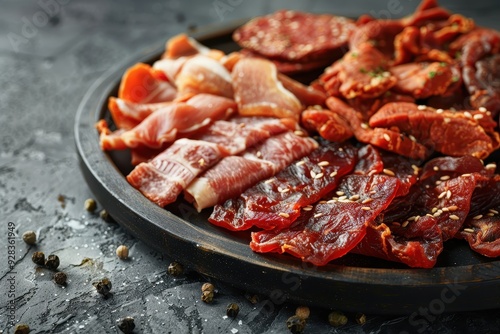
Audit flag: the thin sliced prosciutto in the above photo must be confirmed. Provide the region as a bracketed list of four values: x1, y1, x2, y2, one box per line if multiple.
[100, 94, 236, 150]
[108, 98, 173, 130]
[250, 174, 401, 266]
[184, 132, 318, 211]
[232, 57, 303, 120]
[209, 142, 357, 231]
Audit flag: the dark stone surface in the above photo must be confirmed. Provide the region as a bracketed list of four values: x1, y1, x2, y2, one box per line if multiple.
[1, 0, 499, 333]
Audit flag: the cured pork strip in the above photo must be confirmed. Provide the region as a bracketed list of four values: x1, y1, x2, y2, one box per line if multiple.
[250, 174, 401, 266]
[209, 142, 358, 231]
[99, 94, 236, 150]
[126, 117, 285, 206]
[108, 98, 173, 130]
[184, 132, 318, 211]
[232, 58, 303, 120]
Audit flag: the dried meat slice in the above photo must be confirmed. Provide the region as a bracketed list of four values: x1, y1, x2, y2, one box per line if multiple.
[185, 132, 318, 211]
[301, 108, 354, 142]
[126, 139, 223, 207]
[209, 142, 357, 231]
[108, 98, 173, 130]
[161, 33, 224, 60]
[233, 10, 355, 62]
[232, 58, 303, 120]
[250, 174, 400, 266]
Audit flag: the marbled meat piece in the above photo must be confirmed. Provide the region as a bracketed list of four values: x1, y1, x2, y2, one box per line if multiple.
[250, 174, 401, 266]
[232, 58, 303, 120]
[233, 10, 355, 62]
[126, 139, 223, 207]
[185, 132, 318, 211]
[209, 142, 357, 231]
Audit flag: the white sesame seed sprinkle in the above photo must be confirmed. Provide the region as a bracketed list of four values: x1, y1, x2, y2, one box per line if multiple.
[463, 228, 475, 233]
[487, 212, 495, 217]
[336, 191, 345, 196]
[473, 214, 483, 220]
[402, 221, 409, 227]
[449, 214, 460, 220]
[279, 212, 290, 218]
[447, 205, 458, 211]
[383, 168, 395, 176]
[330, 171, 338, 177]
[436, 108, 444, 114]
[417, 105, 427, 110]
[383, 133, 391, 141]
[265, 179, 274, 184]
[444, 117, 451, 123]
[473, 113, 484, 120]
[409, 135, 417, 142]
[296, 160, 306, 166]
[432, 207, 438, 213]
[489, 209, 499, 214]
[310, 171, 317, 178]
[314, 172, 324, 179]
[361, 123, 369, 129]
[338, 195, 347, 201]
[294, 130, 305, 136]
[463, 111, 472, 118]
[361, 207, 371, 211]
[446, 190, 452, 199]
[302, 206, 313, 211]
[349, 194, 360, 201]
[314, 213, 323, 218]
[440, 175, 450, 181]
[361, 198, 373, 204]
[317, 161, 329, 167]
[485, 163, 496, 170]
[479, 107, 487, 112]
[433, 166, 440, 171]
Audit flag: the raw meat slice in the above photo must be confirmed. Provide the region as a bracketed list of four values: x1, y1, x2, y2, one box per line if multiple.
[231, 58, 303, 120]
[118, 63, 177, 104]
[233, 10, 355, 62]
[126, 139, 223, 207]
[277, 73, 326, 107]
[209, 142, 357, 231]
[108, 98, 173, 130]
[250, 174, 400, 266]
[161, 33, 224, 60]
[185, 132, 318, 211]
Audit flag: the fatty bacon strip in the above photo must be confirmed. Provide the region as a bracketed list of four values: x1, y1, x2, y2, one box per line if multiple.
[184, 132, 318, 211]
[127, 117, 294, 207]
[209, 141, 358, 231]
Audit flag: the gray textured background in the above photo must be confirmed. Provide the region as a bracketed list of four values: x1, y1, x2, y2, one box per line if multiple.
[1, 0, 500, 333]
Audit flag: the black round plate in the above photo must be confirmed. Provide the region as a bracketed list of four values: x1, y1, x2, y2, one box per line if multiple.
[75, 20, 500, 315]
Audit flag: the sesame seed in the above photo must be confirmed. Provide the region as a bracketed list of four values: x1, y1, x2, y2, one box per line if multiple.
[279, 212, 290, 218]
[336, 191, 345, 196]
[296, 160, 306, 166]
[314, 213, 323, 218]
[198, 158, 205, 166]
[440, 175, 450, 181]
[473, 215, 483, 220]
[318, 200, 328, 204]
[278, 187, 290, 193]
[479, 107, 487, 112]
[433, 210, 443, 217]
[349, 194, 360, 201]
[485, 163, 496, 170]
[265, 179, 274, 184]
[370, 190, 377, 194]
[411, 165, 420, 175]
[408, 134, 417, 142]
[314, 173, 324, 179]
[361, 207, 371, 211]
[408, 216, 417, 221]
[431, 207, 438, 213]
[327, 199, 336, 204]
[487, 212, 495, 217]
[473, 113, 484, 120]
[449, 214, 460, 220]
[435, 180, 442, 185]
[383, 133, 391, 142]
[463, 228, 475, 233]
[330, 171, 338, 177]
[361, 198, 373, 204]
[446, 190, 452, 199]
[317, 161, 329, 167]
[442, 207, 449, 212]
[294, 130, 305, 136]
[438, 191, 447, 199]
[338, 195, 347, 201]
[436, 108, 444, 114]
[383, 169, 395, 176]
[461, 173, 471, 177]
[310, 171, 317, 178]
[256, 151, 262, 158]
[415, 216, 420, 222]
[417, 105, 427, 110]
[302, 206, 313, 211]
[447, 205, 458, 211]
[361, 123, 369, 129]
[489, 209, 499, 214]
[402, 221, 409, 227]
[463, 111, 472, 118]
[444, 117, 451, 123]
[433, 166, 440, 171]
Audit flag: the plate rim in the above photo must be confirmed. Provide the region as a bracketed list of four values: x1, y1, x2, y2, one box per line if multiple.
[74, 19, 500, 314]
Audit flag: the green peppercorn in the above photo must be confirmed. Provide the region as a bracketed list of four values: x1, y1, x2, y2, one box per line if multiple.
[45, 254, 60, 270]
[99, 209, 109, 221]
[93, 277, 112, 296]
[286, 315, 306, 334]
[201, 290, 214, 303]
[117, 316, 135, 333]
[201, 282, 215, 293]
[167, 261, 183, 276]
[14, 323, 30, 334]
[22, 231, 36, 245]
[84, 198, 97, 212]
[32, 251, 45, 266]
[295, 306, 310, 320]
[226, 303, 239, 318]
[328, 311, 348, 327]
[355, 312, 366, 325]
[53, 272, 67, 285]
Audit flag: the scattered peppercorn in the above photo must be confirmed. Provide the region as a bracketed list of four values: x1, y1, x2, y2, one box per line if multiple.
[167, 261, 183, 276]
[32, 251, 45, 266]
[201, 290, 214, 303]
[99, 209, 109, 221]
[117, 316, 135, 334]
[245, 293, 260, 304]
[93, 277, 112, 296]
[84, 198, 97, 212]
[116, 245, 129, 260]
[328, 311, 348, 327]
[22, 231, 36, 245]
[286, 315, 306, 334]
[355, 312, 366, 325]
[295, 306, 310, 320]
[45, 254, 60, 270]
[14, 324, 30, 334]
[53, 272, 67, 285]
[226, 303, 240, 318]
[201, 282, 215, 293]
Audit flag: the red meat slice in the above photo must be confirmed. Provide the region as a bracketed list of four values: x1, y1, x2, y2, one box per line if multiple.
[209, 142, 357, 231]
[369, 102, 500, 159]
[250, 174, 400, 266]
[107, 98, 173, 130]
[233, 10, 355, 62]
[301, 108, 354, 142]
